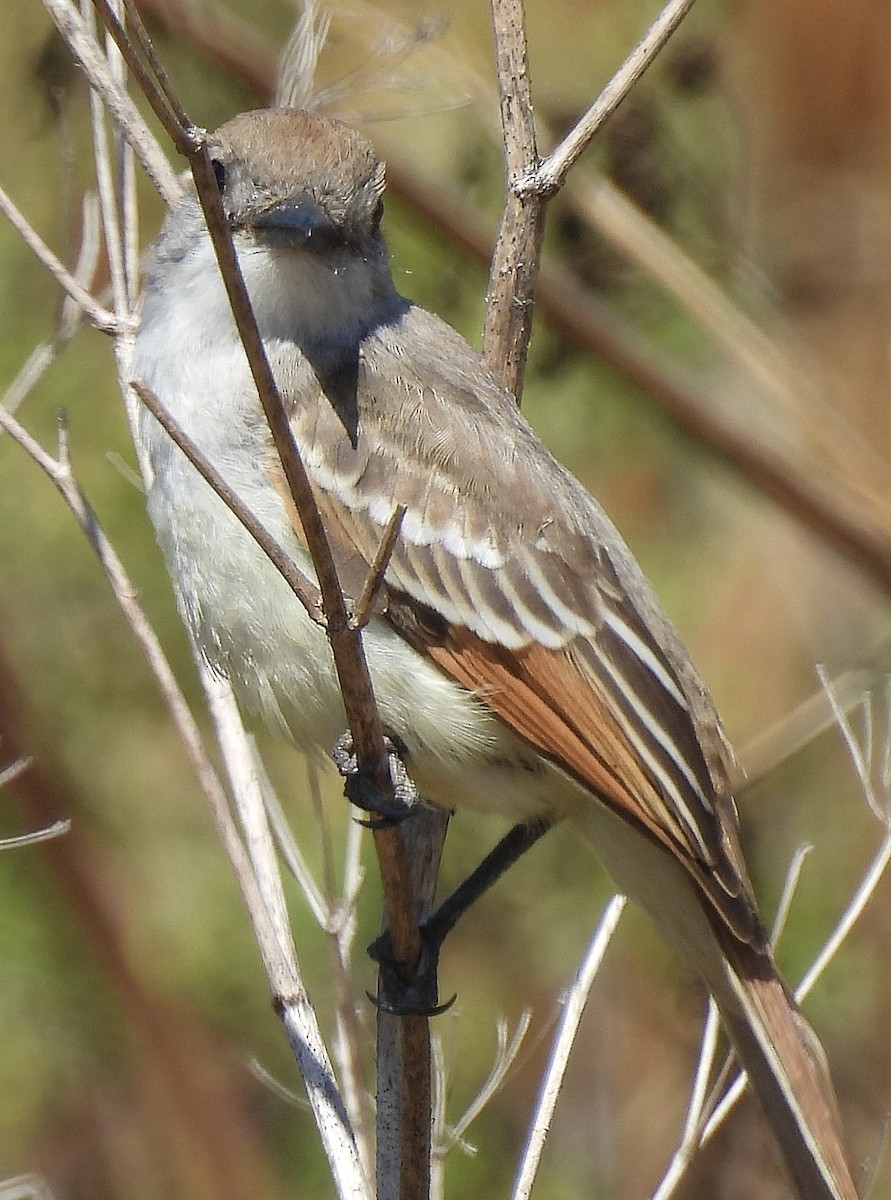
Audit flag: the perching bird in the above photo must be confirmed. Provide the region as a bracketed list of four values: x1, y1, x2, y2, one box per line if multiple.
[132, 107, 860, 1200]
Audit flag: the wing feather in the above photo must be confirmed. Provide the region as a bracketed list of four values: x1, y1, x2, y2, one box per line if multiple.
[276, 305, 758, 943]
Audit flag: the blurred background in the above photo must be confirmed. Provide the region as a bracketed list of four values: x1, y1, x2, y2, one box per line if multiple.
[1, 0, 890, 1197]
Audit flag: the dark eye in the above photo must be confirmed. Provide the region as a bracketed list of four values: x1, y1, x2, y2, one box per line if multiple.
[211, 158, 227, 192]
[371, 198, 384, 230]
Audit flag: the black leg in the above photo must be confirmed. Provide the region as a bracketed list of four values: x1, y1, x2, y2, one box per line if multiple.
[419, 817, 554, 949]
[368, 817, 554, 1014]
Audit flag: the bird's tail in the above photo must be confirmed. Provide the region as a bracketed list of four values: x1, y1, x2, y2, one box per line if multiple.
[695, 920, 860, 1200]
[570, 804, 859, 1198]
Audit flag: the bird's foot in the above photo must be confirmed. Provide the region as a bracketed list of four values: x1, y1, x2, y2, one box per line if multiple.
[332, 731, 420, 828]
[367, 921, 456, 1017]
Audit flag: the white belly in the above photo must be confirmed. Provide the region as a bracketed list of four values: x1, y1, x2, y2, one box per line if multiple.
[135, 378, 560, 823]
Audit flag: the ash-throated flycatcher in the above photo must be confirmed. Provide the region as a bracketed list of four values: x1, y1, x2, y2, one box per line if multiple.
[133, 108, 859, 1200]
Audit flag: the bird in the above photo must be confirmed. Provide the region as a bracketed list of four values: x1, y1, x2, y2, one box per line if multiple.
[132, 107, 860, 1200]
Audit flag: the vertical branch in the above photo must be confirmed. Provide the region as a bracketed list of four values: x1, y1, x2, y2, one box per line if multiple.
[41, 0, 181, 205]
[376, 807, 450, 1200]
[482, 0, 546, 400]
[483, 0, 700, 404]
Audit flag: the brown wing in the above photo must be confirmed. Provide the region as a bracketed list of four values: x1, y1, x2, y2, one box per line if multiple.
[271, 305, 760, 945]
[388, 599, 760, 945]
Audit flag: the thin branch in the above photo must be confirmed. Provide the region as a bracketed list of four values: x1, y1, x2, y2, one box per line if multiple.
[265, 776, 330, 927]
[440, 1012, 533, 1155]
[649, 1000, 721, 1200]
[205, 678, 298, 967]
[119, 0, 191, 127]
[105, 4, 142, 309]
[199, 668, 372, 1199]
[0, 182, 116, 333]
[262, 746, 375, 1174]
[90, 0, 191, 150]
[0, 757, 33, 790]
[482, 0, 545, 399]
[84, 0, 129, 315]
[133, 380, 324, 622]
[1, 343, 57, 418]
[770, 843, 814, 945]
[62, 191, 104, 333]
[794, 689, 891, 1004]
[819, 664, 881, 817]
[512, 895, 626, 1200]
[0, 194, 103, 421]
[679, 1001, 722, 1145]
[41, 0, 181, 206]
[0, 1176, 56, 1200]
[353, 505, 406, 629]
[0, 819, 71, 850]
[739, 665, 871, 787]
[522, 0, 699, 194]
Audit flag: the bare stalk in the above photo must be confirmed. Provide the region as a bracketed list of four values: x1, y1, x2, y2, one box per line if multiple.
[511, 896, 626, 1200]
[0, 820, 71, 850]
[522, 0, 699, 194]
[482, 0, 545, 399]
[0, 182, 115, 333]
[41, 0, 180, 205]
[133, 381, 323, 619]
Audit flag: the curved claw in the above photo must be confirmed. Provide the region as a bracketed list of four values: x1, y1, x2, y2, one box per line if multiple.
[354, 808, 413, 830]
[366, 989, 458, 1018]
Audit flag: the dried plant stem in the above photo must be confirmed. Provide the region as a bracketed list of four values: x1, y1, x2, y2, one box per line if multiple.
[354, 505, 407, 629]
[483, 0, 544, 399]
[524, 0, 699, 193]
[440, 1012, 533, 1158]
[267, 770, 374, 1176]
[41, 0, 180, 205]
[134, 381, 323, 618]
[202, 672, 372, 1200]
[0, 1174, 56, 1200]
[649, 1001, 721, 1200]
[0, 819, 71, 850]
[0, 182, 116, 332]
[512, 896, 626, 1200]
